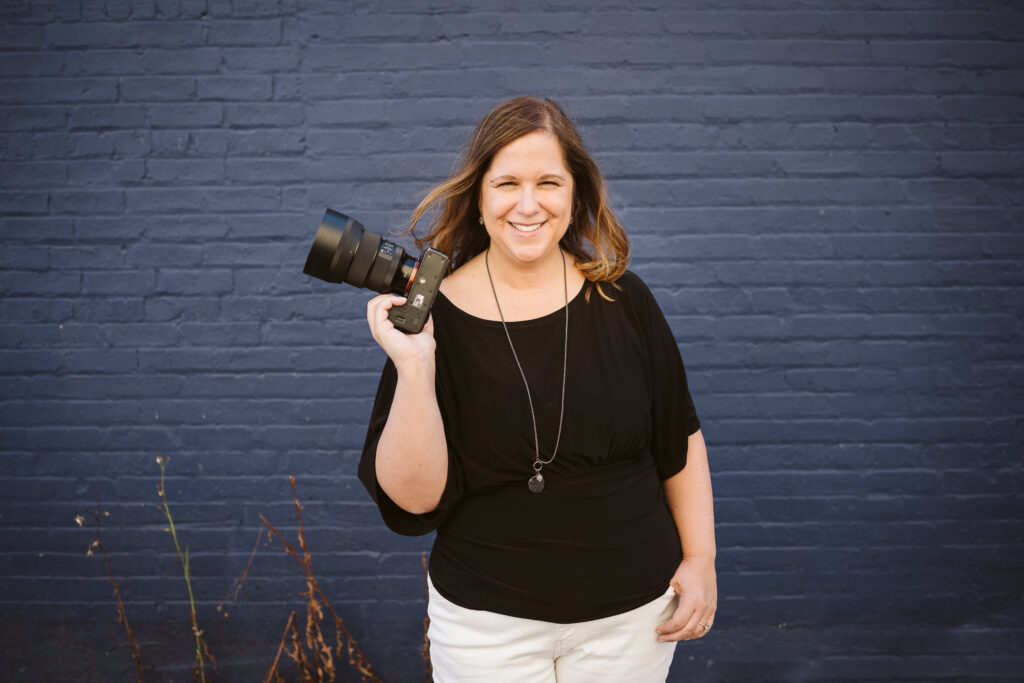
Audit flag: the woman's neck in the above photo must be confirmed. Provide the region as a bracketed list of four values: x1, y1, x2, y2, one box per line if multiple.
[440, 247, 585, 322]
[482, 246, 567, 293]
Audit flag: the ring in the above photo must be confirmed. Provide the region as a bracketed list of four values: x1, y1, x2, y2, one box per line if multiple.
[698, 622, 711, 631]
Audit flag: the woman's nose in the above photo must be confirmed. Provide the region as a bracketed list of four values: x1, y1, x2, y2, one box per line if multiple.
[517, 186, 539, 215]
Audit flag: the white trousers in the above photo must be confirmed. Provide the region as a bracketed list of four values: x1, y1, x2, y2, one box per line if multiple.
[427, 578, 679, 682]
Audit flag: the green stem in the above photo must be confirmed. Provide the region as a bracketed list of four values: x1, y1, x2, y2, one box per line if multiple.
[158, 460, 206, 683]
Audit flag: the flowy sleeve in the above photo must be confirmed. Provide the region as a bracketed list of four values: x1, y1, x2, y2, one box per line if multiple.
[625, 272, 701, 480]
[357, 358, 463, 536]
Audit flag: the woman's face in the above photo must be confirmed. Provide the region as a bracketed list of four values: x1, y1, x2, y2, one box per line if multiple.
[478, 130, 574, 270]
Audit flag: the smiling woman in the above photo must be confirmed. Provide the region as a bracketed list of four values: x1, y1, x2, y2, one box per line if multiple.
[356, 96, 717, 682]
[406, 96, 631, 292]
[478, 130, 575, 274]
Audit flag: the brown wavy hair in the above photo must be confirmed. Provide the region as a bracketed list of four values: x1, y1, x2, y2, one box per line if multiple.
[407, 96, 630, 294]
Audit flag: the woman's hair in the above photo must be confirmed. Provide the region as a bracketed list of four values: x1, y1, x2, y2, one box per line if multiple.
[407, 96, 630, 291]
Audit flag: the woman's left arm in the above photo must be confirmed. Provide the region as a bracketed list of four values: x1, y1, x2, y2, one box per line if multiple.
[656, 428, 718, 642]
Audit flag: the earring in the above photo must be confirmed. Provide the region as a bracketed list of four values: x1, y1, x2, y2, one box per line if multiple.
[478, 216, 484, 225]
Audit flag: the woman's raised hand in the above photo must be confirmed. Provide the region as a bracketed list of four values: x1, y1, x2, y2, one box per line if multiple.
[366, 294, 437, 368]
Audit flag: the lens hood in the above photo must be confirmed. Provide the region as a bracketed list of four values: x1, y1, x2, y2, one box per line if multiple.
[303, 209, 363, 284]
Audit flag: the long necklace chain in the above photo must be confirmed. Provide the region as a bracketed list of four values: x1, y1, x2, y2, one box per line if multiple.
[484, 248, 569, 494]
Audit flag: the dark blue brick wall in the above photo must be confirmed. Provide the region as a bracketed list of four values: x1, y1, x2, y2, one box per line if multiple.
[2, 1, 1023, 681]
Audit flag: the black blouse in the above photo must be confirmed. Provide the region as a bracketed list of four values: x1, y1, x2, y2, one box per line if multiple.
[358, 270, 701, 623]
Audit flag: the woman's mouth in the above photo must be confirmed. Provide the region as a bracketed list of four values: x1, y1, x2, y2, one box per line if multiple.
[510, 221, 543, 233]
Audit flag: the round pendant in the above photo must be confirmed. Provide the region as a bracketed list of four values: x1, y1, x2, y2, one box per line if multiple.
[528, 473, 545, 493]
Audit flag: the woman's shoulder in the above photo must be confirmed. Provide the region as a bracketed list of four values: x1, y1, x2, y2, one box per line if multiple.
[613, 269, 648, 291]
[437, 257, 493, 319]
[605, 269, 657, 308]
[591, 270, 669, 335]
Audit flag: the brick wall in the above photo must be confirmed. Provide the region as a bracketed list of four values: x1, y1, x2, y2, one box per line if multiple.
[2, 1, 1022, 681]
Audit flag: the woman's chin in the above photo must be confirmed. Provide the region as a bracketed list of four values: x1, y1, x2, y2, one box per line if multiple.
[499, 243, 559, 268]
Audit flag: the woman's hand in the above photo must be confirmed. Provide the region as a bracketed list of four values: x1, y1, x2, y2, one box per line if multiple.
[366, 294, 436, 368]
[656, 555, 717, 642]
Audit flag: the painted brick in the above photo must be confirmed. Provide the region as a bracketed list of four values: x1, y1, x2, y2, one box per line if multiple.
[119, 76, 197, 101]
[225, 101, 303, 127]
[48, 245, 127, 270]
[70, 131, 149, 158]
[142, 215, 230, 241]
[65, 159, 146, 186]
[1, 77, 119, 104]
[140, 47, 222, 74]
[1, 217, 75, 241]
[145, 158, 225, 183]
[155, 269, 233, 295]
[223, 129, 305, 155]
[145, 102, 225, 127]
[0, 105, 66, 131]
[221, 46, 301, 72]
[66, 104, 147, 129]
[0, 51, 64, 77]
[0, 23, 42, 48]
[271, 72, 301, 99]
[206, 19, 282, 45]
[224, 157, 305, 183]
[46, 21, 206, 49]
[50, 189, 126, 214]
[148, 129, 196, 155]
[196, 75, 273, 100]
[126, 243, 204, 267]
[61, 49, 146, 75]
[80, 270, 154, 296]
[124, 187, 279, 213]
[73, 217, 145, 242]
[0, 161, 67, 187]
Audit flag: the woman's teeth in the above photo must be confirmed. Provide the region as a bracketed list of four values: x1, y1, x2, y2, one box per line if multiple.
[510, 221, 542, 232]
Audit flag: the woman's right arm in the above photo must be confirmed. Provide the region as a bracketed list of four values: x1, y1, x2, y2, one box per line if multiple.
[366, 294, 449, 514]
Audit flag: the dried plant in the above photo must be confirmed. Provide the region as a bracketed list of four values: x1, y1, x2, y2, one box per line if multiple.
[156, 456, 216, 682]
[264, 611, 298, 683]
[81, 470, 433, 681]
[76, 493, 145, 682]
[258, 477, 382, 683]
[218, 525, 266, 618]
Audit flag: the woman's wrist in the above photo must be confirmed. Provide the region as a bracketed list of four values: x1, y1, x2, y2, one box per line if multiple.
[680, 547, 717, 564]
[393, 355, 436, 383]
[682, 552, 716, 564]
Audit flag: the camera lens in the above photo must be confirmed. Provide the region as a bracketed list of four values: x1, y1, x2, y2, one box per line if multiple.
[303, 210, 418, 295]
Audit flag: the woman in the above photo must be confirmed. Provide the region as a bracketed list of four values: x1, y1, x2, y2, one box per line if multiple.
[358, 96, 716, 682]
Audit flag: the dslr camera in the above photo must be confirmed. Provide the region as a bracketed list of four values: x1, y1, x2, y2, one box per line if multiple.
[303, 209, 449, 334]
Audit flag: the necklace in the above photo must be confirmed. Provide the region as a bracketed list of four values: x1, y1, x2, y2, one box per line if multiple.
[484, 248, 569, 494]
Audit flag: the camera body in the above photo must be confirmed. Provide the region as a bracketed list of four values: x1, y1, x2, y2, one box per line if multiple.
[302, 209, 449, 334]
[385, 246, 447, 333]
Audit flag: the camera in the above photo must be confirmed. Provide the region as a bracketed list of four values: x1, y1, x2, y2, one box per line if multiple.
[303, 209, 449, 334]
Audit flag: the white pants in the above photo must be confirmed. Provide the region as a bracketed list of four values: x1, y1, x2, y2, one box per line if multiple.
[427, 578, 679, 682]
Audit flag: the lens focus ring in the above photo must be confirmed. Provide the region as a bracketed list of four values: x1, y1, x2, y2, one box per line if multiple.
[346, 230, 381, 288]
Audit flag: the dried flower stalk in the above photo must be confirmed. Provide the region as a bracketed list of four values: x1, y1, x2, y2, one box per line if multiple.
[79, 493, 145, 682]
[259, 477, 382, 682]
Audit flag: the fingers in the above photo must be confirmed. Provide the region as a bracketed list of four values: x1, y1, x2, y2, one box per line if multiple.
[366, 294, 405, 327]
[655, 605, 688, 642]
[365, 295, 437, 367]
[656, 598, 716, 642]
[366, 294, 406, 342]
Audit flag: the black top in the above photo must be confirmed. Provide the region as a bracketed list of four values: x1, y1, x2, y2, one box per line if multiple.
[358, 270, 701, 623]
